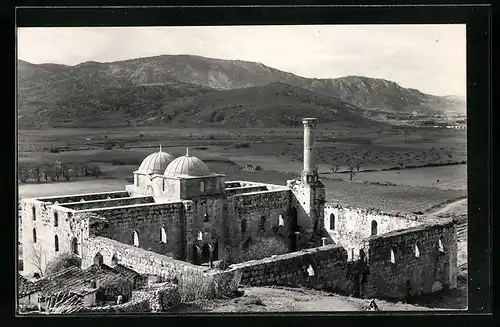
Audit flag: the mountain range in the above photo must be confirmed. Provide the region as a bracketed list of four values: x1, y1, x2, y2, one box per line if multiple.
[17, 55, 466, 128]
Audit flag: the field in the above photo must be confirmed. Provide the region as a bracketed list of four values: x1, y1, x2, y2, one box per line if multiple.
[17, 126, 467, 213]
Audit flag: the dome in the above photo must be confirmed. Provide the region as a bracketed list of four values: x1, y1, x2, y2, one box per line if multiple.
[164, 148, 211, 177]
[137, 146, 175, 175]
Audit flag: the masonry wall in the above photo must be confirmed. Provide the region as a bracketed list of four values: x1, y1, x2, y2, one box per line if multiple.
[324, 203, 421, 260]
[20, 199, 86, 276]
[363, 219, 457, 300]
[224, 244, 349, 293]
[36, 191, 130, 204]
[225, 186, 268, 196]
[185, 196, 225, 263]
[288, 179, 326, 248]
[60, 196, 155, 210]
[226, 190, 292, 254]
[78, 202, 186, 260]
[82, 236, 239, 300]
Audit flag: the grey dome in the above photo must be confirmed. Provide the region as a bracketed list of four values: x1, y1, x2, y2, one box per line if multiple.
[137, 147, 175, 175]
[164, 148, 211, 177]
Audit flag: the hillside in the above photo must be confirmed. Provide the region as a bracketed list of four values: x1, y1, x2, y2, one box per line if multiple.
[17, 55, 466, 127]
[25, 81, 382, 128]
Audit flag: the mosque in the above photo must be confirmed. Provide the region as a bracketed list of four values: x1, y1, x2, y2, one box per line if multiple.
[21, 118, 325, 271]
[19, 117, 457, 301]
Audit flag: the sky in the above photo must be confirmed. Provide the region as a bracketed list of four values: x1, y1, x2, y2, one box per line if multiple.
[17, 25, 466, 96]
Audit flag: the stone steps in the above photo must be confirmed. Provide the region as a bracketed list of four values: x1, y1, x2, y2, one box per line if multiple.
[456, 222, 467, 242]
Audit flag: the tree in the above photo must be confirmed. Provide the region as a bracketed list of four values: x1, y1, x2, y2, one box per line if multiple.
[62, 164, 73, 181]
[27, 242, 45, 277]
[18, 166, 29, 183]
[330, 163, 340, 173]
[87, 164, 102, 178]
[355, 158, 361, 172]
[45, 253, 82, 276]
[31, 165, 43, 183]
[347, 161, 356, 181]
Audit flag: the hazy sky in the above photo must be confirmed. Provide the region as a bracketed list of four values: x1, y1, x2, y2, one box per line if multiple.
[17, 25, 466, 96]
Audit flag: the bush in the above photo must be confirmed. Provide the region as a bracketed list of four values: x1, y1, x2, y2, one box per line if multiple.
[45, 253, 82, 276]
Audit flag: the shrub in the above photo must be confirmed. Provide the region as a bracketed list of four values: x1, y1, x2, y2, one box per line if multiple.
[45, 253, 82, 276]
[216, 258, 232, 271]
[103, 141, 114, 150]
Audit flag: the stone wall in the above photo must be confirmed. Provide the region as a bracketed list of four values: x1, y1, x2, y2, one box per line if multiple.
[324, 203, 421, 260]
[363, 219, 457, 300]
[225, 186, 268, 196]
[35, 191, 130, 204]
[226, 190, 292, 252]
[131, 282, 181, 312]
[82, 236, 239, 301]
[78, 202, 186, 260]
[185, 196, 225, 263]
[60, 196, 154, 210]
[20, 199, 86, 276]
[288, 178, 326, 248]
[223, 244, 349, 293]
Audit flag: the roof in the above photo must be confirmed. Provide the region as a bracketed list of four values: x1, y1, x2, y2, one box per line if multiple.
[164, 148, 211, 178]
[18, 274, 37, 297]
[137, 147, 175, 175]
[18, 263, 142, 298]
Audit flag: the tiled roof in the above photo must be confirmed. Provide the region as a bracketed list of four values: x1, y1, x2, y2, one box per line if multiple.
[18, 274, 37, 297]
[18, 263, 142, 298]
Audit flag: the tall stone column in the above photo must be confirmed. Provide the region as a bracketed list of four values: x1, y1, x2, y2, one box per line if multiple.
[302, 118, 318, 183]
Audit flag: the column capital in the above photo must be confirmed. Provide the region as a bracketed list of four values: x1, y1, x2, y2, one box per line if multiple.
[302, 117, 317, 128]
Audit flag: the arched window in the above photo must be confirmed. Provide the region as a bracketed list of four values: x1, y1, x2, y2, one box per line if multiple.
[133, 231, 139, 247]
[415, 242, 421, 258]
[32, 206, 36, 221]
[111, 254, 119, 266]
[71, 237, 78, 255]
[438, 238, 444, 253]
[259, 216, 266, 231]
[330, 213, 335, 230]
[160, 227, 167, 244]
[200, 181, 205, 193]
[371, 220, 378, 236]
[390, 248, 396, 263]
[54, 212, 58, 227]
[93, 252, 103, 266]
[241, 218, 247, 235]
[54, 235, 59, 252]
[32, 228, 37, 243]
[278, 215, 284, 227]
[203, 213, 209, 222]
[197, 231, 203, 241]
[307, 264, 315, 276]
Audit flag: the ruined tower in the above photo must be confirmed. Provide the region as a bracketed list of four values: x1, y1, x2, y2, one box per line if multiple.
[287, 118, 326, 248]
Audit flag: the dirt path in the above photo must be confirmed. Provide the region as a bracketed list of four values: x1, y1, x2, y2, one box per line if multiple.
[179, 286, 440, 312]
[425, 198, 467, 217]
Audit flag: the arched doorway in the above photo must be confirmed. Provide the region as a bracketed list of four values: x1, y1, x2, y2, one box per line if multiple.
[289, 207, 299, 251]
[192, 244, 201, 265]
[201, 243, 210, 264]
[212, 242, 219, 262]
[71, 237, 79, 255]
